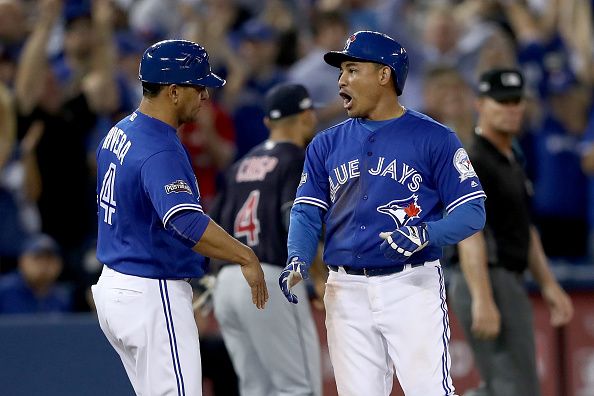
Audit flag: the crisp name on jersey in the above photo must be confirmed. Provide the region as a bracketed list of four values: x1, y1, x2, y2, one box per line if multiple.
[236, 156, 278, 182]
[329, 157, 422, 202]
[102, 127, 132, 165]
[165, 180, 193, 195]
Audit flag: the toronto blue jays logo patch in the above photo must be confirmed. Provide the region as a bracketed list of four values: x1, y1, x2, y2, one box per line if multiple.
[164, 180, 192, 195]
[453, 148, 477, 182]
[377, 194, 422, 228]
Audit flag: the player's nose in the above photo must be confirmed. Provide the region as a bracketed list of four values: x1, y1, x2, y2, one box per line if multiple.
[338, 73, 347, 88]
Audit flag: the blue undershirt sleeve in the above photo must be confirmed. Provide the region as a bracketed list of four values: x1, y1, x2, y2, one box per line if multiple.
[287, 203, 324, 266]
[167, 210, 211, 248]
[425, 198, 486, 247]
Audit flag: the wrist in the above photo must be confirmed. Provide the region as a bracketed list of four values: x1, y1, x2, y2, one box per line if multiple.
[238, 246, 258, 267]
[420, 222, 431, 242]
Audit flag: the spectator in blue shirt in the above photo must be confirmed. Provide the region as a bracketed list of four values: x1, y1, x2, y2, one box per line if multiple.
[0, 234, 73, 314]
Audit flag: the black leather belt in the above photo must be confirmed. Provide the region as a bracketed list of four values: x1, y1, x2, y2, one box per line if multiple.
[327, 263, 425, 277]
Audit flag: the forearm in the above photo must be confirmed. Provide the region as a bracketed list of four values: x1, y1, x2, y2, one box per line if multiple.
[194, 219, 257, 267]
[0, 84, 16, 170]
[458, 231, 494, 303]
[84, 0, 118, 114]
[425, 198, 485, 247]
[287, 203, 324, 265]
[527, 226, 559, 289]
[15, 18, 54, 114]
[561, 0, 592, 84]
[501, 1, 544, 43]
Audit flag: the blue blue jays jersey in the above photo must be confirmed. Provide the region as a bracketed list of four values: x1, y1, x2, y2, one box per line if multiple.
[96, 111, 208, 279]
[295, 110, 486, 268]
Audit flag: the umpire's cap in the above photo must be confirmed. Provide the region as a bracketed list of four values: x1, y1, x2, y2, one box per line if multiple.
[478, 69, 524, 102]
[265, 83, 314, 120]
[139, 40, 225, 88]
[324, 31, 409, 96]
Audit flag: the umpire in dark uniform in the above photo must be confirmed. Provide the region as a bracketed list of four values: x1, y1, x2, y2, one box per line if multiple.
[448, 68, 574, 396]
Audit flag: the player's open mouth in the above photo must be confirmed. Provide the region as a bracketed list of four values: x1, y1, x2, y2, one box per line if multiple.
[339, 92, 353, 109]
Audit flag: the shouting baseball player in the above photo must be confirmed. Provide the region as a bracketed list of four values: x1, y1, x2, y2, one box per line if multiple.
[212, 83, 322, 396]
[92, 40, 268, 396]
[279, 31, 487, 396]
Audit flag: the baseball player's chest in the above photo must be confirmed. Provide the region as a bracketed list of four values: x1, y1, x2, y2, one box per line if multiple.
[326, 146, 428, 200]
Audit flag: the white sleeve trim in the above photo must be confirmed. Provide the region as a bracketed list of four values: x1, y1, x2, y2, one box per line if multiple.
[446, 191, 486, 213]
[163, 203, 204, 226]
[294, 196, 329, 211]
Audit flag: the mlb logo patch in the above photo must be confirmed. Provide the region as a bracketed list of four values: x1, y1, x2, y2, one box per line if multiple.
[165, 180, 193, 195]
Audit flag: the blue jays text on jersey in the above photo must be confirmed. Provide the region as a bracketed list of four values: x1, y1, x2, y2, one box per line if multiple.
[295, 109, 486, 268]
[96, 111, 209, 279]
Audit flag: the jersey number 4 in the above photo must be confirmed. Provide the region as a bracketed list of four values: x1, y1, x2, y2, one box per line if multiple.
[99, 163, 117, 225]
[234, 190, 261, 246]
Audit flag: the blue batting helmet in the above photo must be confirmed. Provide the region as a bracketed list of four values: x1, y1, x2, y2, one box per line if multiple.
[324, 31, 408, 96]
[139, 40, 225, 88]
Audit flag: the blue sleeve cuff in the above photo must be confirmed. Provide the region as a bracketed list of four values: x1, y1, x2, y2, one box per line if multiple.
[425, 198, 485, 247]
[167, 210, 211, 248]
[287, 203, 324, 266]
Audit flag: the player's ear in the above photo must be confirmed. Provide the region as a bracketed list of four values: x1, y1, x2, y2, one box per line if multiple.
[263, 117, 272, 130]
[168, 84, 180, 105]
[474, 97, 484, 113]
[378, 66, 391, 86]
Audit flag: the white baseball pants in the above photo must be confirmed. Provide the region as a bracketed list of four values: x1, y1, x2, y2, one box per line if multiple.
[324, 261, 457, 396]
[92, 265, 202, 396]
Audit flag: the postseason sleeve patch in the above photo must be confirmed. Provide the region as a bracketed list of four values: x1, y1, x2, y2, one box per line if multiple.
[164, 180, 193, 195]
[298, 172, 308, 187]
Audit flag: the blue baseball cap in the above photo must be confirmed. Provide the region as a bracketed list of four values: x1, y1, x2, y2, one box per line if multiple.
[21, 234, 60, 256]
[240, 19, 277, 42]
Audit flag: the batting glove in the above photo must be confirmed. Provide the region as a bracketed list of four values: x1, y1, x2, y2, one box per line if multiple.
[279, 257, 309, 304]
[379, 224, 429, 263]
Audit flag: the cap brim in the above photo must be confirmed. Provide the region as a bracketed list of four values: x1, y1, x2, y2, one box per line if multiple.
[324, 51, 366, 68]
[483, 89, 523, 102]
[195, 73, 226, 88]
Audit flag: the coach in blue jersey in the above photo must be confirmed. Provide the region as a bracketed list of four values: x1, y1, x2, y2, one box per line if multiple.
[279, 31, 487, 396]
[92, 40, 268, 396]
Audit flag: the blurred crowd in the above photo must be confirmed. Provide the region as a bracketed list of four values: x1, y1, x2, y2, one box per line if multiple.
[0, 0, 593, 314]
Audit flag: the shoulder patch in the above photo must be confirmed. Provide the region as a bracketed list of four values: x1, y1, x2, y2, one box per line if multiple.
[453, 148, 477, 182]
[299, 172, 308, 188]
[165, 180, 193, 195]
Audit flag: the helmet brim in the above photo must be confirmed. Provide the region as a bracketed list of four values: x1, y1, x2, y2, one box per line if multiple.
[324, 51, 370, 68]
[195, 72, 226, 88]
